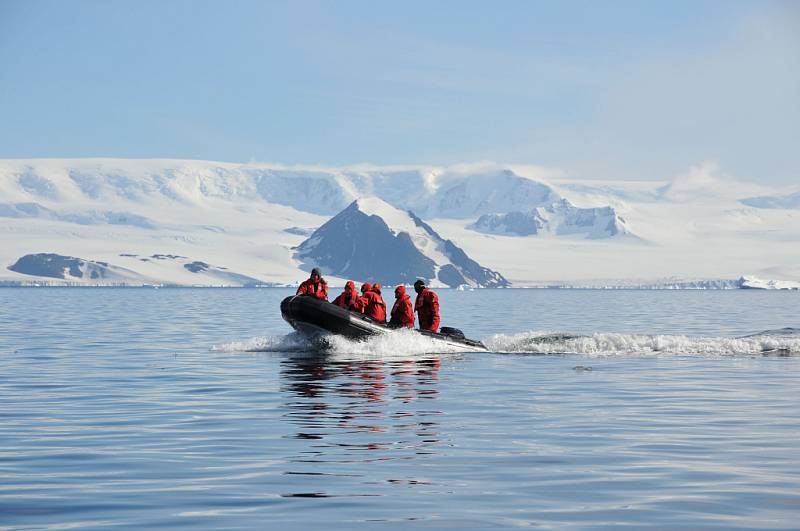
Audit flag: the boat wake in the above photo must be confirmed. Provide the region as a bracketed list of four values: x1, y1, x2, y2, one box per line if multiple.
[212, 329, 471, 358]
[484, 328, 800, 357]
[214, 328, 800, 358]
[212, 332, 317, 353]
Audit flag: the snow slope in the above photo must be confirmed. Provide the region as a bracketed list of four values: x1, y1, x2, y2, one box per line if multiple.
[430, 166, 800, 284]
[741, 191, 800, 210]
[1, 158, 798, 286]
[0, 159, 332, 285]
[469, 198, 633, 239]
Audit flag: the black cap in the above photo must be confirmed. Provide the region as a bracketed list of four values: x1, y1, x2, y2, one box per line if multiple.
[413, 279, 425, 288]
[311, 268, 321, 277]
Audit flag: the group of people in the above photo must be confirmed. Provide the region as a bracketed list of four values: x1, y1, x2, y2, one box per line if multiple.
[296, 268, 441, 332]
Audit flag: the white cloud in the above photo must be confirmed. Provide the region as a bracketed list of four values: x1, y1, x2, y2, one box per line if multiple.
[657, 161, 771, 202]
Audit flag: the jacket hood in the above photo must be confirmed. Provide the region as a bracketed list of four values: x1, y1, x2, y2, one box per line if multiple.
[361, 282, 372, 293]
[395, 285, 406, 298]
[345, 280, 355, 291]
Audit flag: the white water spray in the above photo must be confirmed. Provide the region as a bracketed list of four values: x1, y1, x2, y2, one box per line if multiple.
[215, 328, 800, 358]
[484, 330, 800, 357]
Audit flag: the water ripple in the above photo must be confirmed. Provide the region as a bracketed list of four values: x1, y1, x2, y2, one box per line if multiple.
[0, 288, 799, 529]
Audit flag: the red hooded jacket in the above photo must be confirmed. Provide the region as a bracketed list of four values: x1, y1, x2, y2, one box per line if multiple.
[296, 276, 328, 300]
[351, 283, 371, 310]
[389, 285, 414, 328]
[353, 284, 386, 322]
[415, 288, 440, 332]
[332, 280, 356, 308]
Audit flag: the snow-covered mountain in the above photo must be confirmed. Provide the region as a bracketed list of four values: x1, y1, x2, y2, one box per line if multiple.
[469, 198, 633, 239]
[7, 252, 272, 286]
[1, 158, 798, 286]
[2, 160, 567, 219]
[8, 253, 145, 284]
[295, 198, 508, 288]
[415, 169, 559, 218]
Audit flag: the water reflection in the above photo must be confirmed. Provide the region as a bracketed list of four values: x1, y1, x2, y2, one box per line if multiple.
[278, 355, 444, 497]
[281, 355, 442, 445]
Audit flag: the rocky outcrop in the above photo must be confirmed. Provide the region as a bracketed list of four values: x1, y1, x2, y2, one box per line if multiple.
[8, 253, 115, 280]
[295, 198, 509, 287]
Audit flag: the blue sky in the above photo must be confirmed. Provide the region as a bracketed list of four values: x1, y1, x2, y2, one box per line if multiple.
[1, 0, 798, 183]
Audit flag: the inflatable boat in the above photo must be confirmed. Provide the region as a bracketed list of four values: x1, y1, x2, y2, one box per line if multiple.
[280, 295, 487, 352]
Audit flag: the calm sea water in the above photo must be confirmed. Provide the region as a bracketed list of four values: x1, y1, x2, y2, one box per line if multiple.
[1, 288, 799, 529]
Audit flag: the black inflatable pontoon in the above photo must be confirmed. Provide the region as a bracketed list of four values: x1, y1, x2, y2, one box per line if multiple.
[280, 295, 487, 352]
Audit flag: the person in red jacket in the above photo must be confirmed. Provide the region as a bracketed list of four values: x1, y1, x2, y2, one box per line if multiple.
[349, 283, 371, 311]
[389, 285, 414, 328]
[354, 283, 371, 307]
[413, 279, 440, 332]
[353, 283, 386, 322]
[332, 280, 356, 308]
[371, 284, 387, 321]
[296, 268, 328, 300]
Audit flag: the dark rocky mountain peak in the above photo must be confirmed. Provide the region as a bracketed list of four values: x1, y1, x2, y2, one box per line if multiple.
[295, 198, 509, 287]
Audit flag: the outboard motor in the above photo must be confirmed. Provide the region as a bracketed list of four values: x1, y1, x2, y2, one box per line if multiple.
[440, 326, 465, 339]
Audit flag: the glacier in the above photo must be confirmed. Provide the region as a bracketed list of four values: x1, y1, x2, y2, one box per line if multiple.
[0, 158, 798, 287]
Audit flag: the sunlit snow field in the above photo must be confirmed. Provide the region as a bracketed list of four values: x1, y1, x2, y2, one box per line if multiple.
[1, 288, 799, 529]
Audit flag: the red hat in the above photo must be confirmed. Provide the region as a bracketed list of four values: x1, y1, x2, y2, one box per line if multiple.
[361, 282, 372, 293]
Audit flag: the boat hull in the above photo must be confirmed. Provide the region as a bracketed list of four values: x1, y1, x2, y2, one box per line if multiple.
[280, 295, 487, 352]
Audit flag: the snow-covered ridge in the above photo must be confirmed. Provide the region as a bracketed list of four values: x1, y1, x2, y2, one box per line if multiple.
[8, 253, 144, 284]
[0, 159, 603, 221]
[5, 160, 356, 215]
[1, 158, 799, 286]
[469, 198, 633, 239]
[6, 252, 274, 287]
